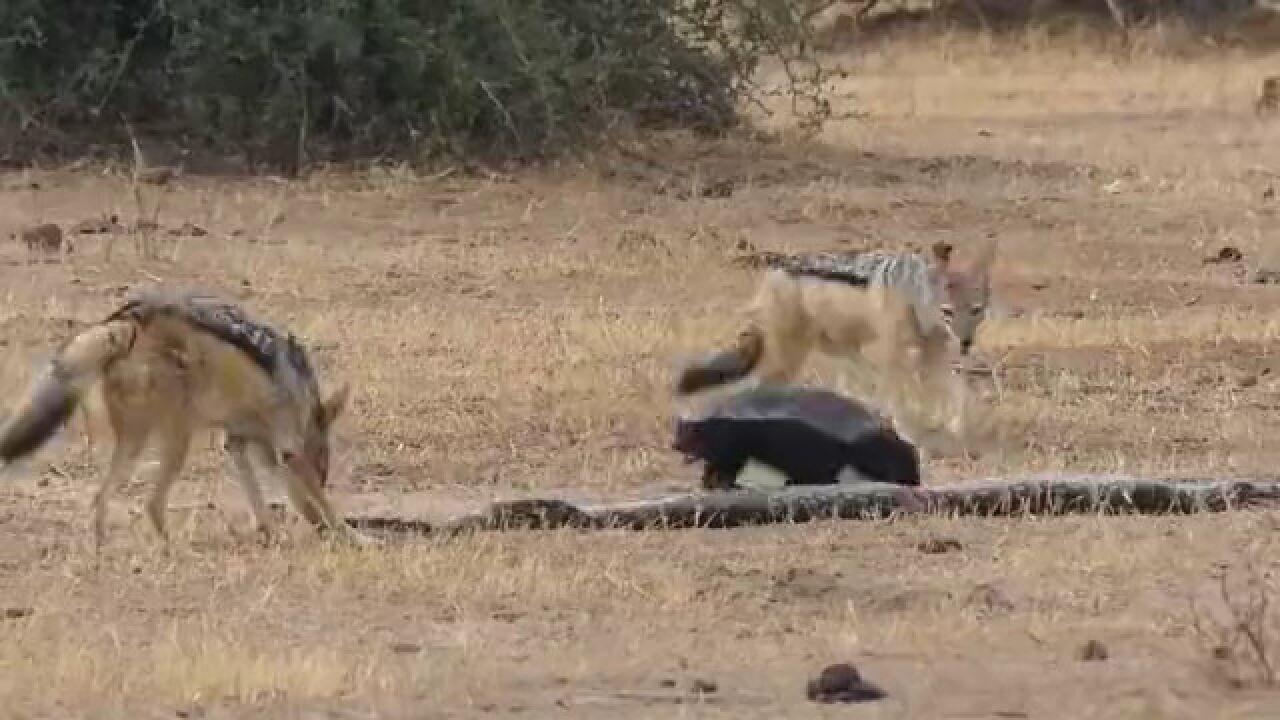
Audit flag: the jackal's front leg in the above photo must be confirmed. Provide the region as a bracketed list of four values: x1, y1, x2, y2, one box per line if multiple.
[279, 455, 378, 546]
[225, 435, 276, 543]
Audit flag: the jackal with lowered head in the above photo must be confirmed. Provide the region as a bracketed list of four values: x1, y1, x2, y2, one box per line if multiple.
[675, 240, 997, 443]
[0, 288, 373, 549]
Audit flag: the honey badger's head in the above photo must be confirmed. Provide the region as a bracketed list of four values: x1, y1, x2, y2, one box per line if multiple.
[671, 417, 704, 463]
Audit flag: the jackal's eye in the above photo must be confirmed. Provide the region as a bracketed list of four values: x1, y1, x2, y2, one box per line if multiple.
[970, 305, 985, 316]
[939, 305, 955, 321]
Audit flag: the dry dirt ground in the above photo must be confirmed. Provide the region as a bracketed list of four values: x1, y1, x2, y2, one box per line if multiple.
[3, 35, 1280, 720]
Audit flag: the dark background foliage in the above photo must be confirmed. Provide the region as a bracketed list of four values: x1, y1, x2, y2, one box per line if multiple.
[0, 0, 840, 170]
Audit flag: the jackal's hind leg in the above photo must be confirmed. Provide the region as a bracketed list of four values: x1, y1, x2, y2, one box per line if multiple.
[747, 308, 813, 388]
[750, 340, 812, 388]
[749, 276, 815, 388]
[92, 430, 148, 552]
[143, 423, 192, 544]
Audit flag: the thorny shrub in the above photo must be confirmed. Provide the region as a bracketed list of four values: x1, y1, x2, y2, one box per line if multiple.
[1188, 560, 1279, 689]
[0, 0, 844, 170]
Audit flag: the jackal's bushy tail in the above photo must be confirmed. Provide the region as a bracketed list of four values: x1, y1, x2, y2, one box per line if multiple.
[676, 269, 809, 396]
[0, 320, 136, 464]
[675, 327, 765, 395]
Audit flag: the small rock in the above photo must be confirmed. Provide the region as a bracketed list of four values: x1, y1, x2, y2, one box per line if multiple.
[806, 662, 887, 704]
[168, 222, 209, 237]
[690, 678, 717, 694]
[700, 179, 735, 199]
[4, 607, 33, 619]
[866, 587, 943, 613]
[1078, 639, 1108, 661]
[658, 678, 676, 688]
[966, 581, 1017, 616]
[389, 642, 421, 654]
[1253, 269, 1280, 285]
[917, 537, 963, 554]
[17, 223, 66, 255]
[1204, 246, 1243, 264]
[74, 214, 122, 234]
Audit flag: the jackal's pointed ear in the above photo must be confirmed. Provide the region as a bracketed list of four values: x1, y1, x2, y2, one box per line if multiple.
[929, 241, 953, 269]
[320, 382, 351, 427]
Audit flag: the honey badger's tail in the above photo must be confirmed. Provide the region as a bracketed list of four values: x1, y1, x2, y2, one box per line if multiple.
[0, 320, 137, 464]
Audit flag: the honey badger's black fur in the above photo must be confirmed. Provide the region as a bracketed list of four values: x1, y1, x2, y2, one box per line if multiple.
[672, 385, 921, 490]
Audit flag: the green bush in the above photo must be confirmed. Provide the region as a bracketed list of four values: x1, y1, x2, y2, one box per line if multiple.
[0, 0, 839, 169]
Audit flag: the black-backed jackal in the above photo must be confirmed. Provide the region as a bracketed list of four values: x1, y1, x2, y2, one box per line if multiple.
[0, 288, 373, 549]
[675, 240, 997, 444]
